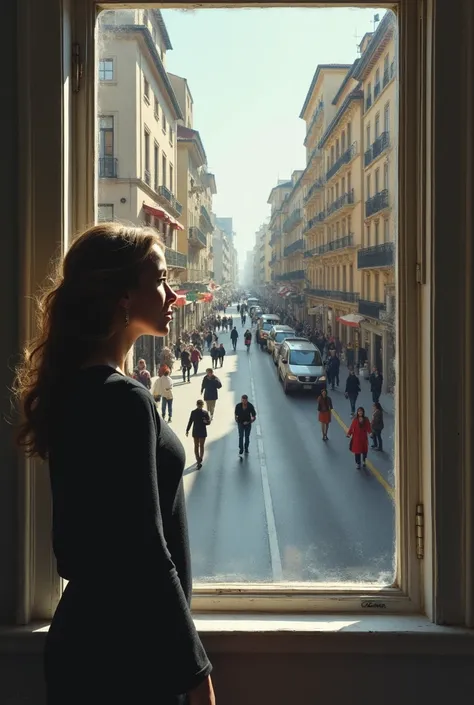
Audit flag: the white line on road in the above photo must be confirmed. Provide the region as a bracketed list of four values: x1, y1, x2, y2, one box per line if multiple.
[249, 350, 283, 581]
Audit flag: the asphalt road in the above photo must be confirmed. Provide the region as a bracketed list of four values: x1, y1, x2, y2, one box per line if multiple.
[163, 304, 395, 585]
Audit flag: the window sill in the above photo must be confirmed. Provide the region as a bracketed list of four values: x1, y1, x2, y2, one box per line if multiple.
[1, 614, 473, 656]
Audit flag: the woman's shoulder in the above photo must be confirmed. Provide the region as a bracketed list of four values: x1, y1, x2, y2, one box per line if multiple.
[103, 373, 155, 408]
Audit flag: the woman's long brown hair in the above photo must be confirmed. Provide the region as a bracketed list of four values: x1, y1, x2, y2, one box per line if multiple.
[13, 223, 161, 459]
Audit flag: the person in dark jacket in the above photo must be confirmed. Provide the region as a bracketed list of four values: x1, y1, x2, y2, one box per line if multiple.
[326, 350, 340, 391]
[230, 327, 239, 351]
[371, 402, 385, 451]
[235, 395, 257, 455]
[218, 343, 226, 367]
[369, 366, 383, 403]
[201, 368, 222, 419]
[186, 399, 211, 469]
[345, 366, 361, 416]
[210, 343, 219, 369]
[180, 347, 192, 383]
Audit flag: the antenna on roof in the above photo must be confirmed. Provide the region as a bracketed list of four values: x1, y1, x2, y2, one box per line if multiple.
[354, 28, 362, 55]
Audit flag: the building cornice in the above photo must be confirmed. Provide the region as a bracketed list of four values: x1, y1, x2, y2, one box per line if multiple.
[177, 125, 207, 166]
[352, 12, 396, 82]
[102, 25, 183, 120]
[332, 59, 360, 105]
[319, 89, 363, 148]
[299, 64, 352, 120]
[152, 9, 172, 50]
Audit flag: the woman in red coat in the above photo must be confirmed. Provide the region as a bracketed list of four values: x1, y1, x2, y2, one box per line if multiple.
[347, 406, 371, 469]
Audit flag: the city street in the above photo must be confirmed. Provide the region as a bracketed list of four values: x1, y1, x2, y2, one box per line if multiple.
[164, 305, 395, 585]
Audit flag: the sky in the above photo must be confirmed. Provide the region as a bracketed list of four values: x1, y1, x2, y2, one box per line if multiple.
[162, 7, 385, 261]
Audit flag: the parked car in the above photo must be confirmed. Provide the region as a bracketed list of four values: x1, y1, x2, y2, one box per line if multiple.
[256, 314, 281, 348]
[267, 325, 297, 362]
[277, 339, 326, 395]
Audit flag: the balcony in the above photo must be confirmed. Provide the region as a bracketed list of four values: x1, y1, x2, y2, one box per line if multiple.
[318, 233, 354, 255]
[283, 208, 303, 233]
[305, 288, 360, 303]
[365, 189, 390, 217]
[358, 299, 386, 319]
[174, 200, 183, 216]
[269, 229, 282, 246]
[158, 184, 173, 204]
[304, 177, 325, 205]
[284, 238, 305, 256]
[326, 142, 357, 182]
[165, 247, 187, 269]
[276, 270, 305, 281]
[188, 226, 207, 249]
[200, 205, 213, 233]
[98, 156, 118, 178]
[303, 211, 325, 235]
[326, 189, 355, 219]
[358, 242, 394, 269]
[364, 131, 390, 167]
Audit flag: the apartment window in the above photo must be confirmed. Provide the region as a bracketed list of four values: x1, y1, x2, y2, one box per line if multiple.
[169, 164, 173, 192]
[374, 272, 380, 301]
[169, 125, 173, 145]
[366, 174, 371, 199]
[154, 142, 159, 191]
[375, 219, 380, 245]
[375, 168, 380, 193]
[144, 128, 150, 185]
[98, 116, 115, 177]
[342, 218, 346, 235]
[347, 171, 352, 192]
[384, 102, 390, 134]
[384, 218, 390, 242]
[162, 154, 167, 187]
[384, 162, 389, 190]
[375, 68, 381, 97]
[384, 53, 390, 86]
[162, 112, 167, 134]
[375, 113, 380, 139]
[98, 58, 114, 81]
[366, 222, 371, 247]
[143, 75, 150, 102]
[335, 139, 340, 159]
[366, 123, 371, 148]
[331, 145, 335, 165]
[98, 203, 114, 221]
[154, 96, 159, 120]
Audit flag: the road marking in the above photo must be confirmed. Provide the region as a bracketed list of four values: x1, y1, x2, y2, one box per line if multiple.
[248, 351, 283, 581]
[331, 407, 395, 500]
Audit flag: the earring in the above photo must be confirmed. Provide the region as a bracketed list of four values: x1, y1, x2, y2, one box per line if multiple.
[124, 308, 130, 327]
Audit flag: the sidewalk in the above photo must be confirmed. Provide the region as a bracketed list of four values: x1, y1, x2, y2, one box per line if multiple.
[334, 363, 394, 416]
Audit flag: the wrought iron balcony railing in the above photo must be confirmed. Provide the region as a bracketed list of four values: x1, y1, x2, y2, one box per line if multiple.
[357, 242, 394, 269]
[364, 131, 390, 167]
[358, 299, 386, 319]
[365, 189, 390, 217]
[165, 247, 187, 269]
[305, 288, 360, 303]
[326, 142, 357, 182]
[284, 238, 305, 257]
[98, 156, 118, 178]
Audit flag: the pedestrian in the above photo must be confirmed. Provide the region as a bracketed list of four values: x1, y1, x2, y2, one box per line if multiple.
[347, 406, 372, 469]
[152, 367, 173, 423]
[190, 345, 202, 376]
[205, 330, 213, 352]
[132, 358, 151, 389]
[317, 387, 333, 441]
[326, 349, 340, 391]
[371, 402, 384, 451]
[201, 368, 222, 419]
[235, 394, 257, 455]
[241, 313, 246, 326]
[180, 347, 192, 383]
[345, 366, 361, 416]
[230, 326, 239, 351]
[244, 329, 252, 353]
[369, 366, 383, 403]
[159, 346, 175, 373]
[237, 303, 240, 313]
[210, 343, 219, 369]
[13, 223, 214, 703]
[218, 343, 226, 367]
[186, 399, 211, 469]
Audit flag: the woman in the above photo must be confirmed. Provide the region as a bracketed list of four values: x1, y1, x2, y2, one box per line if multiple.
[13, 224, 214, 705]
[317, 388, 333, 441]
[347, 406, 372, 469]
[153, 367, 174, 423]
[371, 401, 384, 451]
[186, 399, 211, 469]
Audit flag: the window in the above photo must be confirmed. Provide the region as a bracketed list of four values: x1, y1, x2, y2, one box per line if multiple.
[169, 164, 173, 191]
[366, 174, 371, 199]
[384, 102, 390, 134]
[384, 218, 390, 242]
[341, 131, 346, 151]
[144, 129, 150, 185]
[98, 116, 115, 177]
[143, 75, 150, 102]
[366, 123, 371, 148]
[162, 154, 167, 188]
[162, 111, 167, 133]
[98, 203, 114, 221]
[375, 168, 380, 193]
[98, 58, 114, 81]
[154, 142, 159, 191]
[384, 162, 389, 190]
[375, 219, 380, 245]
[154, 96, 159, 120]
[169, 125, 173, 145]
[366, 223, 371, 247]
[375, 113, 380, 139]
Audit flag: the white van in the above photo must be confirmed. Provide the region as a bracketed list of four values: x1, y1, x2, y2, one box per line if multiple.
[277, 339, 326, 394]
[256, 314, 281, 348]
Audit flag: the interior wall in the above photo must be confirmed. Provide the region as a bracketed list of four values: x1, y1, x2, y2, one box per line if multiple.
[0, 650, 473, 705]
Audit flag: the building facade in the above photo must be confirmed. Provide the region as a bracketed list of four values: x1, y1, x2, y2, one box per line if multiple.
[279, 170, 305, 319]
[267, 180, 293, 294]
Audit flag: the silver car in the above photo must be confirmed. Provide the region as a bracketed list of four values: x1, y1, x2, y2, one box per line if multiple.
[277, 340, 326, 395]
[267, 325, 296, 363]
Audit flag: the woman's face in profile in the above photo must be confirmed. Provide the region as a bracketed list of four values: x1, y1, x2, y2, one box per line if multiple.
[128, 244, 177, 336]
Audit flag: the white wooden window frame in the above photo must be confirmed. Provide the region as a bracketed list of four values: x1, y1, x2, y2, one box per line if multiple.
[13, 0, 474, 629]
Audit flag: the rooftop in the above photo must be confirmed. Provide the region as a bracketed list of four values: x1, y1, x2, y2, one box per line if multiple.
[299, 64, 352, 119]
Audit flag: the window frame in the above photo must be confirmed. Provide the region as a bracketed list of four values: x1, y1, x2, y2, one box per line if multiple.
[13, 0, 474, 627]
[98, 203, 114, 221]
[98, 57, 115, 81]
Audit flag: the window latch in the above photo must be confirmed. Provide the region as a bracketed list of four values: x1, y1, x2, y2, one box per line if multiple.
[72, 43, 83, 93]
[416, 503, 424, 559]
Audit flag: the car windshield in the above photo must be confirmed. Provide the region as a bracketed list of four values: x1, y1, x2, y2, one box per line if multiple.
[275, 332, 294, 342]
[289, 350, 322, 366]
[263, 321, 278, 330]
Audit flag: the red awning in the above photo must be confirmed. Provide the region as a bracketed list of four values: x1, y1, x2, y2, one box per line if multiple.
[143, 203, 185, 231]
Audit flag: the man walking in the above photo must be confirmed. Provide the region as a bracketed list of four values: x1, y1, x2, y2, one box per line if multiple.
[186, 399, 210, 469]
[235, 394, 257, 455]
[230, 326, 239, 351]
[201, 368, 222, 420]
[190, 345, 202, 376]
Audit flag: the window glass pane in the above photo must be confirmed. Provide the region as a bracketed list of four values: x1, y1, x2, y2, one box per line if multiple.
[95, 6, 399, 588]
